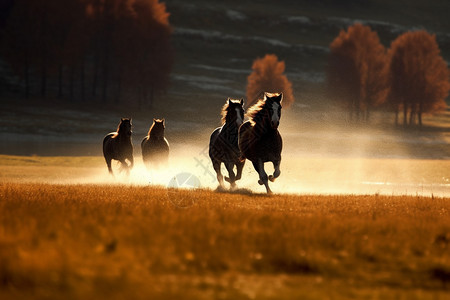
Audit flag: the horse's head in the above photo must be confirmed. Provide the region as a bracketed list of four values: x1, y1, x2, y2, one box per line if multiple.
[264, 92, 282, 129]
[150, 118, 165, 138]
[223, 98, 244, 126]
[119, 118, 132, 136]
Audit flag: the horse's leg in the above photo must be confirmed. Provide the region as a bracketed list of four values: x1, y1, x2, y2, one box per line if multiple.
[128, 155, 134, 170]
[252, 160, 272, 194]
[235, 159, 245, 181]
[269, 160, 281, 182]
[105, 156, 113, 175]
[119, 159, 130, 176]
[224, 162, 236, 189]
[212, 160, 225, 188]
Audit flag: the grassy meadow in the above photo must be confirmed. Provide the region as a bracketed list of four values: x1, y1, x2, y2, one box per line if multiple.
[1, 154, 450, 299]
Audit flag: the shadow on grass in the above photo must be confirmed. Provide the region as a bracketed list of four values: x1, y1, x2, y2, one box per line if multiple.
[214, 186, 270, 197]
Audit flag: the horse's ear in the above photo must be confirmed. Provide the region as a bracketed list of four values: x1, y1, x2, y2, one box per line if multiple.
[162, 118, 165, 125]
[240, 98, 244, 106]
[121, 118, 124, 122]
[227, 98, 232, 105]
[277, 93, 283, 103]
[153, 118, 156, 122]
[129, 118, 132, 123]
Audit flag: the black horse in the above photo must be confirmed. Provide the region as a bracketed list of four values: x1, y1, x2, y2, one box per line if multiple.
[103, 118, 134, 175]
[209, 98, 245, 189]
[141, 118, 169, 169]
[239, 92, 283, 194]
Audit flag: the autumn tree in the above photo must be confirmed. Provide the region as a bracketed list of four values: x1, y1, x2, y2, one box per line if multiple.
[125, 0, 173, 107]
[246, 54, 294, 108]
[85, 0, 172, 105]
[388, 30, 450, 126]
[3, 0, 88, 99]
[46, 0, 86, 99]
[328, 23, 389, 122]
[1, 0, 39, 98]
[1, 0, 173, 106]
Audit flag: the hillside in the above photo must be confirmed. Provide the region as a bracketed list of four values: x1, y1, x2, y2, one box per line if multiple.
[164, 0, 450, 110]
[2, 0, 450, 110]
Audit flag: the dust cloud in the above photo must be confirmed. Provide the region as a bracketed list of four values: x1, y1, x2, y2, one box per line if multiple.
[54, 111, 450, 197]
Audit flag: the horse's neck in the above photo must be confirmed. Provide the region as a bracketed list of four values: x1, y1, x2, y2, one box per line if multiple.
[253, 118, 275, 135]
[150, 131, 164, 140]
[220, 121, 239, 144]
[117, 132, 131, 142]
[223, 119, 239, 131]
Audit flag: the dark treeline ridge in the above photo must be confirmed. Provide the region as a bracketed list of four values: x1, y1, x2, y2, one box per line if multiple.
[0, 0, 173, 107]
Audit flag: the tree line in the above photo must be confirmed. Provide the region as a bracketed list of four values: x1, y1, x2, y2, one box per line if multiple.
[328, 23, 450, 126]
[243, 24, 449, 128]
[0, 0, 173, 107]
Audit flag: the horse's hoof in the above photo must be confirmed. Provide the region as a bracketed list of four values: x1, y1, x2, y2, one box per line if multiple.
[258, 180, 264, 185]
[224, 176, 230, 182]
[269, 175, 276, 182]
[266, 189, 273, 195]
[216, 185, 226, 192]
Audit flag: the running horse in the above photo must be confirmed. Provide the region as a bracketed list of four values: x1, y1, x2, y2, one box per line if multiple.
[209, 98, 245, 189]
[239, 92, 283, 194]
[141, 118, 170, 169]
[103, 118, 134, 175]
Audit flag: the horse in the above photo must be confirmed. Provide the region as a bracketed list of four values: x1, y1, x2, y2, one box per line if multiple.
[238, 92, 283, 194]
[103, 118, 134, 175]
[141, 118, 169, 169]
[209, 98, 245, 189]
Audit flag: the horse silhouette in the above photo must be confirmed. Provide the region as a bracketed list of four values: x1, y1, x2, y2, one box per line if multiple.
[239, 92, 283, 194]
[141, 118, 169, 169]
[103, 118, 134, 175]
[209, 98, 245, 189]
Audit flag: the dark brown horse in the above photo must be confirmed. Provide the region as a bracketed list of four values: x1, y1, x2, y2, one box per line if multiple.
[209, 98, 245, 189]
[103, 118, 134, 175]
[239, 92, 283, 194]
[141, 118, 169, 169]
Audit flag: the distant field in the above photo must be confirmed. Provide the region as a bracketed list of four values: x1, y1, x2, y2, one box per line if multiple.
[0, 182, 449, 299]
[1, 154, 449, 197]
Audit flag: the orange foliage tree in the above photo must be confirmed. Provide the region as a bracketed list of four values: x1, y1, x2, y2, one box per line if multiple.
[388, 30, 450, 126]
[125, 0, 173, 107]
[85, 0, 172, 105]
[328, 23, 389, 122]
[246, 54, 294, 108]
[1, 0, 172, 106]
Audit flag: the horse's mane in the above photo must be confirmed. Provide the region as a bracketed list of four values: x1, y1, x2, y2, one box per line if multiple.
[246, 99, 267, 124]
[220, 99, 241, 125]
[246, 93, 281, 124]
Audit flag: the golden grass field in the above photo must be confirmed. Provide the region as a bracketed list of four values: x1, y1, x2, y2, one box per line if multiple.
[0, 155, 449, 299]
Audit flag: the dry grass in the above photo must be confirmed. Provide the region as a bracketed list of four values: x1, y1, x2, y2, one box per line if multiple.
[0, 182, 449, 299]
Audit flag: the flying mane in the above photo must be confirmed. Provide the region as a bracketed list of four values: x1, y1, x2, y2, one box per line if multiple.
[246, 99, 267, 125]
[246, 93, 281, 125]
[220, 99, 241, 125]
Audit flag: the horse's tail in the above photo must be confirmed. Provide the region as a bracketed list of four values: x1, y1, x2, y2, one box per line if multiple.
[209, 127, 221, 160]
[103, 133, 116, 174]
[163, 137, 170, 152]
[238, 121, 251, 159]
[141, 136, 149, 149]
[103, 133, 115, 155]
